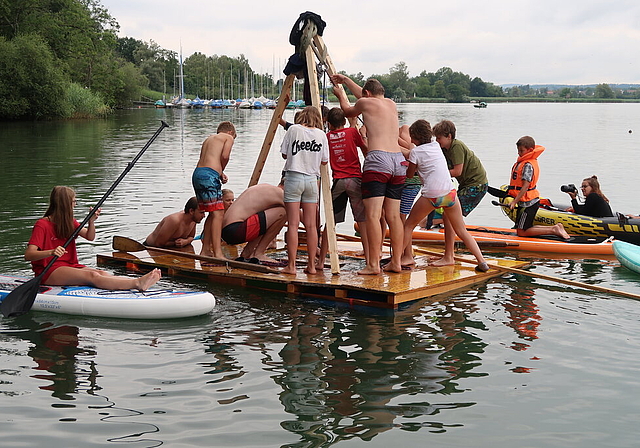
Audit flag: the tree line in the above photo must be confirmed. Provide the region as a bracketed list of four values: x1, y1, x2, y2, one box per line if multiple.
[1, 0, 637, 120]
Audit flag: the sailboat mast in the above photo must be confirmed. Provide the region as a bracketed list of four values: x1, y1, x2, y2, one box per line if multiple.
[179, 47, 185, 99]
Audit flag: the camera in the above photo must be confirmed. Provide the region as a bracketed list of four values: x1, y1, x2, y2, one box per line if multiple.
[560, 184, 577, 193]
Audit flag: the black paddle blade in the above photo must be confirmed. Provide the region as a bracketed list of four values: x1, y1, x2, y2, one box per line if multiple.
[487, 186, 508, 198]
[0, 276, 42, 317]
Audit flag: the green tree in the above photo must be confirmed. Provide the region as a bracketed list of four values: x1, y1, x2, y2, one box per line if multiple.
[388, 61, 411, 95]
[558, 87, 571, 98]
[434, 80, 447, 98]
[446, 84, 467, 102]
[594, 83, 615, 99]
[470, 77, 488, 96]
[0, 34, 67, 119]
[414, 73, 434, 97]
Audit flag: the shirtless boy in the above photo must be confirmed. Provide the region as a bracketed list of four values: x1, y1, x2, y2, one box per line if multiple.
[144, 197, 205, 248]
[221, 184, 287, 264]
[192, 121, 236, 258]
[330, 74, 407, 274]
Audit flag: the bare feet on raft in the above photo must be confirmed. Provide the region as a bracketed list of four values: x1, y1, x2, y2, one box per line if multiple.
[281, 265, 297, 275]
[358, 265, 381, 275]
[400, 255, 415, 269]
[382, 261, 403, 273]
[136, 268, 161, 291]
[430, 257, 455, 267]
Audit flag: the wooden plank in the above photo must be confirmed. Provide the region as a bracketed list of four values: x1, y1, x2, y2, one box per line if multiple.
[248, 73, 295, 187]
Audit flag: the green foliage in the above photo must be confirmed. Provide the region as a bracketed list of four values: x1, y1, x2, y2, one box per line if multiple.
[64, 82, 109, 118]
[595, 83, 615, 99]
[0, 34, 67, 119]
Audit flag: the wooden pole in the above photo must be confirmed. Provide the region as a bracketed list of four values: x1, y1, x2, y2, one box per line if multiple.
[305, 45, 340, 274]
[248, 73, 295, 187]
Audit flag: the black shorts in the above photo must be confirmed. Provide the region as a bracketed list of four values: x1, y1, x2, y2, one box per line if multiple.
[515, 202, 540, 230]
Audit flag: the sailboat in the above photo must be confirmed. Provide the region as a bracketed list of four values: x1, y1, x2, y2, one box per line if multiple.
[172, 47, 190, 108]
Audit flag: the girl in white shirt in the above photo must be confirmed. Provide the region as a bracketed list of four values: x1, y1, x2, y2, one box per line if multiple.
[280, 106, 329, 275]
[401, 119, 489, 272]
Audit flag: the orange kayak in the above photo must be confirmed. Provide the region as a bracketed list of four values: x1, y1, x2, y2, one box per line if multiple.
[410, 225, 614, 255]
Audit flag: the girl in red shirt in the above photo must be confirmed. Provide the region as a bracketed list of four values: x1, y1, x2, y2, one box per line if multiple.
[25, 186, 160, 291]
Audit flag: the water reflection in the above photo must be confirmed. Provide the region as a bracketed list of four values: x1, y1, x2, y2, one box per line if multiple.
[503, 280, 541, 352]
[0, 317, 163, 446]
[199, 293, 495, 445]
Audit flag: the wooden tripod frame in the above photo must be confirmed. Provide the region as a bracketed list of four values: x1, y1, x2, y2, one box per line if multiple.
[248, 30, 342, 274]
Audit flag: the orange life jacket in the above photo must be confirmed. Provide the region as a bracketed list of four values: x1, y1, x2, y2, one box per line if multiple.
[507, 145, 544, 203]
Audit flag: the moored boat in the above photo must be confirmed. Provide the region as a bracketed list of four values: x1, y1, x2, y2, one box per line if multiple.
[0, 275, 215, 319]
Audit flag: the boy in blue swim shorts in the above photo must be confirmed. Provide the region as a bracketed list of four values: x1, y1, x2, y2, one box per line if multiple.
[192, 121, 236, 258]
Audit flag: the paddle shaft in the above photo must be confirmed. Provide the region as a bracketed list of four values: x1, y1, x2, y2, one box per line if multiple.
[40, 121, 170, 276]
[112, 236, 279, 274]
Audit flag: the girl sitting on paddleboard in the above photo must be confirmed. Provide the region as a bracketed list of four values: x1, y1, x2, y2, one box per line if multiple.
[25, 186, 161, 291]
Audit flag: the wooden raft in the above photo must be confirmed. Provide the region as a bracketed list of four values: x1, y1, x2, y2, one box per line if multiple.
[96, 242, 529, 309]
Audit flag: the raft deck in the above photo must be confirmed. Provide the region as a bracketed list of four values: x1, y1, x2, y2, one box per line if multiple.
[97, 241, 529, 309]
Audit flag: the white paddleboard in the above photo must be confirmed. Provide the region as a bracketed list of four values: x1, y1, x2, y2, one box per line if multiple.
[0, 275, 215, 319]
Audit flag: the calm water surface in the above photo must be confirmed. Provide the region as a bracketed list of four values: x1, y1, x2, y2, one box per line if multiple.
[1, 104, 640, 447]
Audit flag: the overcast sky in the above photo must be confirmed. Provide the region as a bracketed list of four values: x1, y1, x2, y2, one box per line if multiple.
[100, 0, 640, 86]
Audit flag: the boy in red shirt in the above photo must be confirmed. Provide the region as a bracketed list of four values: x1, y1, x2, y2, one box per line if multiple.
[317, 108, 369, 269]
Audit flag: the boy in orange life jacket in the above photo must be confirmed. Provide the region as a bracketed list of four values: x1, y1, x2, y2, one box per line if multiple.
[507, 136, 570, 239]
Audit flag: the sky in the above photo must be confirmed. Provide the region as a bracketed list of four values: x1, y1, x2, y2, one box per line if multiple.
[100, 0, 640, 86]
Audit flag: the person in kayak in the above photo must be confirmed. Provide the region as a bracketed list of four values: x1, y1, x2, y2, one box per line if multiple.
[563, 175, 613, 217]
[25, 186, 161, 291]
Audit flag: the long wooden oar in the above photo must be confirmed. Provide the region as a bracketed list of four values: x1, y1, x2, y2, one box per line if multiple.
[1, 121, 170, 318]
[336, 232, 640, 301]
[112, 236, 279, 274]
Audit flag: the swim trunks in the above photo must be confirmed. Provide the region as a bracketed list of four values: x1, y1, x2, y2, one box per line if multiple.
[424, 188, 458, 209]
[192, 167, 224, 212]
[221, 211, 267, 245]
[515, 201, 540, 231]
[361, 151, 408, 200]
[331, 177, 366, 222]
[457, 183, 488, 217]
[400, 184, 421, 215]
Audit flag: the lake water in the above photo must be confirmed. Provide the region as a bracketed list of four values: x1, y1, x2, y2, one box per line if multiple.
[1, 103, 640, 447]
